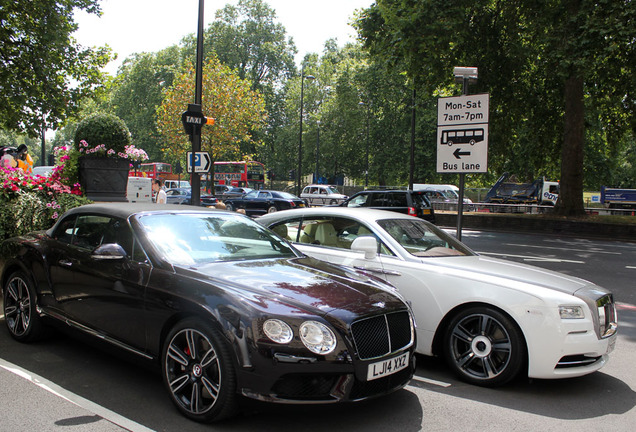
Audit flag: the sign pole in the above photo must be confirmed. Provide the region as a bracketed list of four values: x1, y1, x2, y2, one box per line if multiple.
[190, 0, 205, 206]
[456, 77, 470, 241]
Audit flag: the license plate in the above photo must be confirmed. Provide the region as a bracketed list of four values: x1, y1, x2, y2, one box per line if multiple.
[298, 203, 305, 207]
[367, 352, 409, 381]
[422, 209, 431, 214]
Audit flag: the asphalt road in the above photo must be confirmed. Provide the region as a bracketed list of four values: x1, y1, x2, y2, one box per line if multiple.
[1, 229, 635, 431]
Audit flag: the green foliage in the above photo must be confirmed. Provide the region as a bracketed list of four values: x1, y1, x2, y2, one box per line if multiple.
[181, 0, 297, 164]
[0, 167, 90, 240]
[74, 113, 132, 153]
[110, 48, 181, 161]
[0, 0, 112, 136]
[355, 0, 636, 213]
[0, 191, 90, 240]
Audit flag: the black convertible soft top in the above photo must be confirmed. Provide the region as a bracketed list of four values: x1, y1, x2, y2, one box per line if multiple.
[45, 203, 225, 236]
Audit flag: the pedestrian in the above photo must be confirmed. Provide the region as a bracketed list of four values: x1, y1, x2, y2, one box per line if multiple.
[16, 144, 33, 174]
[153, 178, 167, 203]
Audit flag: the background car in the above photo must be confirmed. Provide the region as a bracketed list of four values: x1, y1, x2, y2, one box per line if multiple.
[0, 203, 416, 422]
[165, 187, 217, 206]
[31, 165, 55, 177]
[259, 207, 618, 387]
[301, 184, 348, 206]
[339, 190, 435, 223]
[223, 189, 306, 216]
[216, 186, 252, 200]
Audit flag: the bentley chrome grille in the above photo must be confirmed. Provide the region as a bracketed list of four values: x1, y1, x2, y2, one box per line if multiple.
[350, 311, 414, 360]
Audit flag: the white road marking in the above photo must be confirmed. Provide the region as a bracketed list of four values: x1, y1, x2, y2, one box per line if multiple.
[0, 358, 154, 432]
[504, 243, 621, 255]
[478, 251, 585, 264]
[408, 375, 452, 388]
[627, 266, 636, 270]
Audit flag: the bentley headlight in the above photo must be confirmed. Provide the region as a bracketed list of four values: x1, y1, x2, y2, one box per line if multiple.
[299, 321, 337, 354]
[263, 319, 293, 344]
[559, 305, 585, 319]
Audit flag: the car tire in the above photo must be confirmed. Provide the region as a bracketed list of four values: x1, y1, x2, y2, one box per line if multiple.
[162, 319, 238, 423]
[3, 270, 46, 342]
[225, 203, 234, 212]
[329, 199, 338, 205]
[442, 306, 525, 387]
[267, 206, 277, 213]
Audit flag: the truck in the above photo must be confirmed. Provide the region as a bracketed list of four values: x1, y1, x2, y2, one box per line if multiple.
[484, 172, 559, 206]
[600, 186, 636, 210]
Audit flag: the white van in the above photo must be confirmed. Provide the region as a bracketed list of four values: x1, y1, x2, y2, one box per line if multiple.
[164, 180, 191, 189]
[127, 177, 153, 202]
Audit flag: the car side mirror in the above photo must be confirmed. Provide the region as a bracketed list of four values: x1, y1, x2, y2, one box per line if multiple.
[351, 236, 378, 259]
[92, 243, 127, 260]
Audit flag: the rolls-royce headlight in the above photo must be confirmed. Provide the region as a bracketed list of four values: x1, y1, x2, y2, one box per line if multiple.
[559, 305, 585, 319]
[299, 321, 336, 354]
[263, 319, 293, 344]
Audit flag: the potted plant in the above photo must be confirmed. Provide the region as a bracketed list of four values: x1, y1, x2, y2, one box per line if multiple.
[70, 113, 148, 202]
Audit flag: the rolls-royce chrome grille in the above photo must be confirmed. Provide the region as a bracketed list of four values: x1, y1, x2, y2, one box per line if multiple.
[350, 311, 414, 360]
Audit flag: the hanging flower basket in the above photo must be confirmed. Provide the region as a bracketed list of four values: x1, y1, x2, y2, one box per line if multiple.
[78, 156, 130, 202]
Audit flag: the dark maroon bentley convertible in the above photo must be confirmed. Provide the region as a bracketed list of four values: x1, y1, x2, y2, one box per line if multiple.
[0, 203, 415, 422]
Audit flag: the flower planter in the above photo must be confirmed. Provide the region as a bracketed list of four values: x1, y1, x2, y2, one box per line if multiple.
[79, 156, 130, 202]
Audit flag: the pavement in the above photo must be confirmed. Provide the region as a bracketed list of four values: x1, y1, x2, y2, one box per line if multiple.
[436, 211, 636, 242]
[0, 357, 151, 431]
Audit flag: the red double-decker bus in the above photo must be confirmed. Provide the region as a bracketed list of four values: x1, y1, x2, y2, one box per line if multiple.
[129, 162, 174, 179]
[213, 161, 265, 189]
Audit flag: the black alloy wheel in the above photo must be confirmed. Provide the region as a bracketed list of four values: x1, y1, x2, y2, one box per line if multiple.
[443, 306, 525, 387]
[162, 320, 238, 422]
[3, 271, 45, 342]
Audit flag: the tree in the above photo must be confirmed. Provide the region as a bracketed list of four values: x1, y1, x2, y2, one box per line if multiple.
[156, 56, 266, 166]
[0, 0, 112, 136]
[110, 48, 181, 161]
[356, 0, 636, 215]
[181, 0, 297, 164]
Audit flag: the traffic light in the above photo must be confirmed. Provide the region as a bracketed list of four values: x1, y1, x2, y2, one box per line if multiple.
[288, 169, 295, 180]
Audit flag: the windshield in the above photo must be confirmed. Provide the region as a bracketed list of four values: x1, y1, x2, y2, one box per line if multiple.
[137, 212, 296, 265]
[442, 190, 459, 199]
[326, 186, 340, 194]
[377, 219, 473, 257]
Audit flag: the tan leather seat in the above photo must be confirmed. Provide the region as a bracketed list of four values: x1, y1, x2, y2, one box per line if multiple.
[314, 223, 338, 246]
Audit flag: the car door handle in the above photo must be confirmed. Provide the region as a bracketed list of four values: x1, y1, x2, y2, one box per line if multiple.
[354, 266, 401, 277]
[58, 259, 73, 267]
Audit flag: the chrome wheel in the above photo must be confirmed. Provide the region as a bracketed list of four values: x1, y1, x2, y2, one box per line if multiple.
[443, 307, 524, 387]
[267, 206, 277, 213]
[3, 271, 44, 342]
[162, 321, 237, 422]
[4, 275, 31, 337]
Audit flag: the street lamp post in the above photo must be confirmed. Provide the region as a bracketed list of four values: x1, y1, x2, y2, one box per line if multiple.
[358, 101, 370, 188]
[297, 71, 315, 196]
[315, 120, 320, 183]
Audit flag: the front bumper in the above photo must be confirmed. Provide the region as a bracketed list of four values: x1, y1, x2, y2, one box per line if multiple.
[238, 347, 416, 404]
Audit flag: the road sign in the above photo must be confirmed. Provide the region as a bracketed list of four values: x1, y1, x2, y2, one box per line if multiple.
[181, 104, 207, 136]
[436, 93, 489, 173]
[186, 151, 211, 173]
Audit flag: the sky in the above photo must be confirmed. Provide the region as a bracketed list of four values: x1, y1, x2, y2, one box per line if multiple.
[73, 0, 375, 75]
